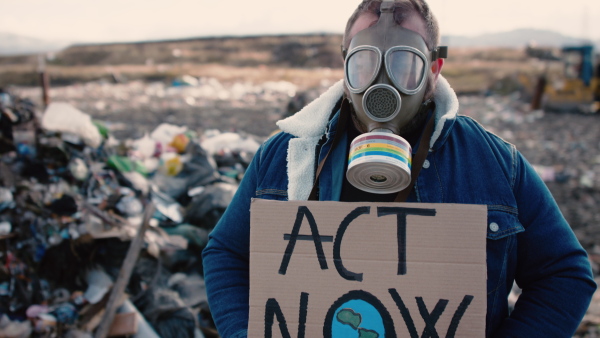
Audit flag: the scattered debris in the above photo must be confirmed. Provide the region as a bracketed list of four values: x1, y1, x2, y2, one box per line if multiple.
[0, 88, 263, 337]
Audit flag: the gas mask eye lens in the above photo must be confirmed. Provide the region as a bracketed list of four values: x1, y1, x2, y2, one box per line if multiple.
[388, 50, 425, 91]
[347, 49, 379, 91]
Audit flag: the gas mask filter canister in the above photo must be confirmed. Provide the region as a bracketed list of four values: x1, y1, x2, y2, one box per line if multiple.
[347, 131, 412, 194]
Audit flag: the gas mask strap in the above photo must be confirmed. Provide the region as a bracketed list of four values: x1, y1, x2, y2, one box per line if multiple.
[308, 98, 351, 201]
[394, 111, 435, 202]
[432, 46, 448, 61]
[380, 0, 394, 12]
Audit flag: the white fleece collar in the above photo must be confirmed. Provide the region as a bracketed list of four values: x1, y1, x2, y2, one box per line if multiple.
[277, 76, 459, 200]
[430, 76, 459, 149]
[277, 80, 345, 137]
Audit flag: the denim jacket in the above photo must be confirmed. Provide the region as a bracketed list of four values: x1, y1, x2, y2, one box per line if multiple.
[203, 77, 596, 338]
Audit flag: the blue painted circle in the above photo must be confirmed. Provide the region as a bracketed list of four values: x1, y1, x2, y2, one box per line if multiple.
[331, 299, 385, 337]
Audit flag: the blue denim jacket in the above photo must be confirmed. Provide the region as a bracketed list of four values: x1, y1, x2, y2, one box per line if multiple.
[203, 78, 596, 338]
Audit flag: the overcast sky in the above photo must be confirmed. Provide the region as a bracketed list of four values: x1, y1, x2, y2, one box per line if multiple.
[1, 0, 599, 43]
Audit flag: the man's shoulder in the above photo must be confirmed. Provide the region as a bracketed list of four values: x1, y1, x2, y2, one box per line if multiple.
[454, 114, 515, 148]
[254, 130, 297, 165]
[262, 130, 296, 150]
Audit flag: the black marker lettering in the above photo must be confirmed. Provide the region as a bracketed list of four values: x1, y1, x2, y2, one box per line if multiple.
[279, 206, 329, 275]
[297, 292, 309, 338]
[388, 288, 418, 338]
[265, 298, 291, 338]
[445, 295, 474, 338]
[416, 297, 448, 338]
[377, 207, 436, 275]
[333, 206, 371, 281]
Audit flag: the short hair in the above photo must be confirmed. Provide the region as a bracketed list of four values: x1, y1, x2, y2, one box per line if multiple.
[342, 0, 440, 53]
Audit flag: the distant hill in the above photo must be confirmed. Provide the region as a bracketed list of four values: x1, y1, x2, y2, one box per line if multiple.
[443, 28, 599, 49]
[1, 28, 598, 58]
[29, 34, 345, 68]
[0, 32, 70, 56]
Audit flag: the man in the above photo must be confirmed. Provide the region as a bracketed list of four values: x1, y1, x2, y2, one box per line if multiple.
[203, 0, 596, 337]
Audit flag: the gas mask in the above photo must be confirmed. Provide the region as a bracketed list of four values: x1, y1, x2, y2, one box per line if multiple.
[343, 0, 447, 194]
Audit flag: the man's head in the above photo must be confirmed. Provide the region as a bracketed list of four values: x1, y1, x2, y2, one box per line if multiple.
[342, 0, 444, 134]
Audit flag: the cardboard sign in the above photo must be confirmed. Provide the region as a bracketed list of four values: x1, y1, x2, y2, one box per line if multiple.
[249, 199, 487, 338]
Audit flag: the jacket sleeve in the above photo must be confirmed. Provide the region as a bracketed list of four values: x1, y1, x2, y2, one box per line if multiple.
[494, 151, 596, 337]
[202, 145, 264, 338]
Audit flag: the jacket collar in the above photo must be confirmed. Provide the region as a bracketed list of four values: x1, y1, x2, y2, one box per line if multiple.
[276, 75, 459, 200]
[277, 75, 459, 150]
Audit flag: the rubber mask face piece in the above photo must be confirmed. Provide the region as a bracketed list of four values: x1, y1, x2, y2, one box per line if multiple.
[344, 10, 431, 134]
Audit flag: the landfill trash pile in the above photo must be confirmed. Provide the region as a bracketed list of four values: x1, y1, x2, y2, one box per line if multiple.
[0, 88, 264, 337]
[6, 76, 600, 336]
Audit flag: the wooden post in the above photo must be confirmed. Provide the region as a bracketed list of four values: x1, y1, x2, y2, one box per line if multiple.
[93, 202, 156, 338]
[38, 54, 50, 108]
[40, 72, 50, 108]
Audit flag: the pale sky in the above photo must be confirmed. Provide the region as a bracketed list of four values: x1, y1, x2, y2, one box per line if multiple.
[1, 0, 599, 43]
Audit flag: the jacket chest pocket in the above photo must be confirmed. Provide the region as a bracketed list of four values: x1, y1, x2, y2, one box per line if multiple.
[486, 209, 524, 241]
[485, 208, 525, 323]
[486, 209, 524, 287]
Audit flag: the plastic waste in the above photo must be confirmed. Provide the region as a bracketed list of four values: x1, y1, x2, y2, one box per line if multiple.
[41, 103, 103, 148]
[184, 183, 237, 229]
[150, 124, 188, 146]
[48, 194, 78, 216]
[152, 142, 219, 204]
[159, 154, 183, 176]
[34, 313, 56, 333]
[0, 314, 33, 337]
[0, 222, 11, 236]
[200, 131, 260, 156]
[0, 187, 14, 211]
[68, 158, 89, 181]
[117, 300, 161, 338]
[116, 194, 144, 218]
[132, 288, 197, 338]
[172, 75, 200, 87]
[26, 304, 49, 319]
[107, 155, 148, 176]
[131, 133, 157, 159]
[151, 185, 183, 223]
[50, 302, 78, 324]
[121, 171, 150, 196]
[168, 273, 207, 308]
[169, 133, 190, 154]
[84, 269, 113, 305]
[162, 224, 209, 249]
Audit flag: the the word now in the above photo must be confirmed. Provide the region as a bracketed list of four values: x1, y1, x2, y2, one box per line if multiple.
[265, 289, 474, 338]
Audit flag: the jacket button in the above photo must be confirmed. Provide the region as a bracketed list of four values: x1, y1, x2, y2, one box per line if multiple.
[423, 160, 430, 169]
[489, 222, 499, 232]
